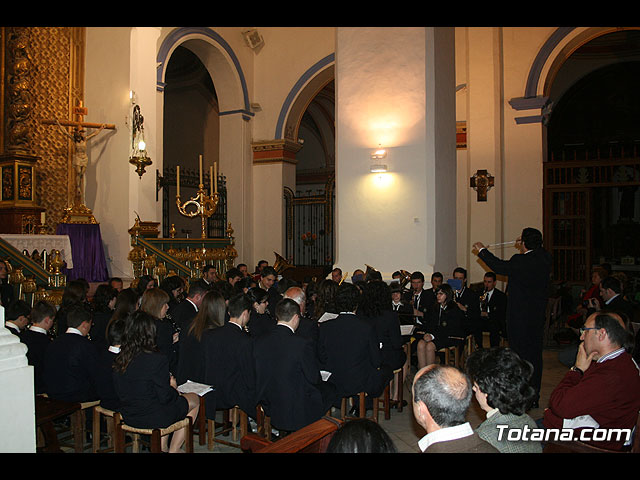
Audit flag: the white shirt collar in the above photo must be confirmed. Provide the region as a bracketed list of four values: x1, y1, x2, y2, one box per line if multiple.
[28, 325, 48, 334]
[108, 345, 121, 354]
[418, 422, 474, 452]
[66, 327, 84, 336]
[605, 293, 619, 305]
[5, 322, 20, 332]
[186, 298, 199, 312]
[597, 347, 626, 363]
[277, 322, 295, 333]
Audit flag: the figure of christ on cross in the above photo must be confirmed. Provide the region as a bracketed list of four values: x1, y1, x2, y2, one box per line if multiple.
[41, 101, 115, 207]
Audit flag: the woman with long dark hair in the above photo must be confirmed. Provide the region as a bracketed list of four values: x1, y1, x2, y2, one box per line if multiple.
[416, 283, 466, 369]
[314, 279, 338, 321]
[53, 280, 87, 335]
[175, 289, 226, 385]
[112, 310, 199, 453]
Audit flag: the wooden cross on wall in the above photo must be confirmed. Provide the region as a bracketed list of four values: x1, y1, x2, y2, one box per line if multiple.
[470, 169, 495, 202]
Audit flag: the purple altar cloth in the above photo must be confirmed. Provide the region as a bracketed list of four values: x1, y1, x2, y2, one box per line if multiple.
[55, 223, 109, 282]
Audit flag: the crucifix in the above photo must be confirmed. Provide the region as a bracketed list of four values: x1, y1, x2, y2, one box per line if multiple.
[41, 101, 116, 207]
[470, 169, 495, 202]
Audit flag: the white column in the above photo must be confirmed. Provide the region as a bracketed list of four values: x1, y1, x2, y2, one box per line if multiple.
[335, 27, 456, 279]
[0, 306, 35, 452]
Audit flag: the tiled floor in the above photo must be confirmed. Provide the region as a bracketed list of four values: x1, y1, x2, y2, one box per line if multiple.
[192, 345, 569, 454]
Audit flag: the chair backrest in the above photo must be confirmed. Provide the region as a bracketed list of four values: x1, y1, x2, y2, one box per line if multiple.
[240, 416, 343, 453]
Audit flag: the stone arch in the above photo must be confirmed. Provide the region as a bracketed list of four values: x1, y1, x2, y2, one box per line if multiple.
[275, 53, 335, 141]
[157, 27, 252, 119]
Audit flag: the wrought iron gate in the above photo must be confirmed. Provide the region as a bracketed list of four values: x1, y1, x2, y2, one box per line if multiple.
[284, 174, 335, 268]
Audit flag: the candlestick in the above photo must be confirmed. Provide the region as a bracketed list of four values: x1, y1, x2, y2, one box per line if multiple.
[214, 162, 218, 193]
[199, 155, 203, 185]
[176, 166, 180, 196]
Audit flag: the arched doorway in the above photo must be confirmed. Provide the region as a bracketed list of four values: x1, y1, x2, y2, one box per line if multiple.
[161, 45, 225, 238]
[156, 28, 252, 257]
[281, 65, 335, 269]
[544, 29, 640, 291]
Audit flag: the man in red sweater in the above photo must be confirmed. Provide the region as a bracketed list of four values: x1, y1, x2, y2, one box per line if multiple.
[543, 311, 640, 451]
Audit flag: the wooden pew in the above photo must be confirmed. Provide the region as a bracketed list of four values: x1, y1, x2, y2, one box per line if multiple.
[240, 416, 343, 453]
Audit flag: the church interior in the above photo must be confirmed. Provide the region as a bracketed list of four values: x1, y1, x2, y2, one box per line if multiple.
[1, 26, 639, 454]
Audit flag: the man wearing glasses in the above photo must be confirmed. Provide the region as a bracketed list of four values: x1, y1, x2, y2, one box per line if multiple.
[542, 311, 640, 451]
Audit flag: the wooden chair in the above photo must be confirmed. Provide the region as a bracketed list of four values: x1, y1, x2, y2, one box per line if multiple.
[113, 412, 193, 453]
[92, 405, 119, 453]
[375, 383, 392, 421]
[241, 416, 343, 453]
[52, 399, 100, 453]
[35, 394, 81, 453]
[339, 392, 381, 423]
[206, 405, 249, 450]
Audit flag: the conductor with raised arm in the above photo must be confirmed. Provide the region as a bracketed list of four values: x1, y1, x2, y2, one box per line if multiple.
[472, 227, 552, 407]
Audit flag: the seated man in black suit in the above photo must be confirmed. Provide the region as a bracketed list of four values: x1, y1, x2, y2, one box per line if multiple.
[318, 282, 393, 410]
[21, 300, 56, 394]
[4, 299, 31, 336]
[452, 267, 481, 345]
[254, 298, 337, 432]
[283, 285, 319, 354]
[170, 281, 208, 333]
[42, 304, 100, 403]
[476, 271, 507, 348]
[258, 266, 282, 318]
[598, 275, 635, 321]
[202, 293, 256, 417]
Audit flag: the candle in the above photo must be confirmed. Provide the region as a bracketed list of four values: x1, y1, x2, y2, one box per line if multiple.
[210, 166, 213, 196]
[176, 166, 180, 196]
[214, 162, 218, 193]
[41, 212, 46, 224]
[199, 155, 203, 185]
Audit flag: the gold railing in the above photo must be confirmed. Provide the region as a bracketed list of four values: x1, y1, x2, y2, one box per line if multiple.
[128, 218, 238, 283]
[0, 237, 68, 306]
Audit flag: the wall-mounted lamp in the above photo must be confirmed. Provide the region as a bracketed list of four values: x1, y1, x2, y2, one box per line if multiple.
[129, 103, 152, 178]
[370, 164, 388, 173]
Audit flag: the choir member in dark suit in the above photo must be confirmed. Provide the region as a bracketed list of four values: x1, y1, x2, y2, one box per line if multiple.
[476, 272, 508, 348]
[452, 267, 481, 343]
[599, 275, 635, 321]
[4, 299, 30, 336]
[202, 293, 256, 417]
[21, 300, 56, 394]
[359, 280, 406, 372]
[474, 227, 552, 404]
[112, 310, 199, 453]
[140, 288, 178, 374]
[89, 284, 117, 349]
[105, 288, 140, 337]
[283, 285, 319, 355]
[42, 303, 100, 403]
[416, 284, 466, 370]
[159, 275, 186, 312]
[0, 260, 14, 308]
[134, 274, 156, 297]
[53, 280, 87, 336]
[175, 289, 226, 386]
[258, 266, 282, 318]
[318, 282, 393, 407]
[246, 287, 276, 338]
[253, 298, 337, 432]
[94, 315, 127, 411]
[408, 271, 432, 329]
[313, 279, 339, 321]
[170, 281, 207, 333]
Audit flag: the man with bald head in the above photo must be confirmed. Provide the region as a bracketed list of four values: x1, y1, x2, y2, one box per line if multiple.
[412, 364, 498, 453]
[543, 311, 640, 451]
[283, 286, 319, 353]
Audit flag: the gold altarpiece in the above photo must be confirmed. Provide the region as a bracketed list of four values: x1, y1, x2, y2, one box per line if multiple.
[0, 26, 86, 233]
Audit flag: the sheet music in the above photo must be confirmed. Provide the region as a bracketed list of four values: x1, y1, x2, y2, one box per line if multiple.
[317, 312, 338, 323]
[178, 380, 214, 396]
[400, 324, 415, 336]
